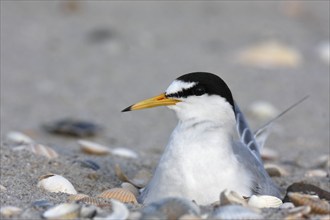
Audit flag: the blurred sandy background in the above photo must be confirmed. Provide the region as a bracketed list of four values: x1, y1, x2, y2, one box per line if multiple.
[0, 1, 329, 218]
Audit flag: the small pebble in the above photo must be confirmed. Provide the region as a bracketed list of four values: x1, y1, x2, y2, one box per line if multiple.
[0, 206, 22, 218]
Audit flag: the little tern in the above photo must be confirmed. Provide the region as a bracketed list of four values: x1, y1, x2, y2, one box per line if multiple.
[122, 72, 281, 205]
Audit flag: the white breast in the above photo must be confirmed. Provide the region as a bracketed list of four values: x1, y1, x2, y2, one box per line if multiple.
[141, 120, 253, 205]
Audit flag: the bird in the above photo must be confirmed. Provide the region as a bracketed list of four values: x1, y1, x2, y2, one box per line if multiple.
[122, 72, 281, 205]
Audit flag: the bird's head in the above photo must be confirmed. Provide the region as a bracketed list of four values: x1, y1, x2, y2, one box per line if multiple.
[122, 72, 236, 124]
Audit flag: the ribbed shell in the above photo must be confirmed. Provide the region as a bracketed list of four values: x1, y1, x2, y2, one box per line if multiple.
[288, 192, 330, 214]
[97, 188, 137, 204]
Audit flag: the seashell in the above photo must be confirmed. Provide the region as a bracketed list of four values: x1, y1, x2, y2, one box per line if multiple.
[17, 143, 58, 159]
[0, 206, 22, 218]
[77, 197, 112, 208]
[284, 205, 311, 220]
[209, 205, 263, 219]
[141, 197, 200, 220]
[283, 182, 330, 202]
[111, 147, 139, 159]
[79, 204, 98, 218]
[97, 188, 138, 204]
[179, 214, 202, 220]
[43, 118, 103, 137]
[32, 200, 54, 210]
[247, 195, 283, 208]
[288, 192, 330, 214]
[248, 101, 279, 120]
[74, 159, 100, 170]
[280, 202, 295, 209]
[67, 193, 89, 202]
[121, 182, 139, 198]
[220, 189, 247, 206]
[115, 164, 150, 188]
[305, 169, 328, 177]
[0, 184, 6, 192]
[6, 131, 34, 144]
[237, 40, 301, 68]
[313, 155, 330, 168]
[264, 163, 288, 177]
[260, 148, 279, 161]
[37, 173, 77, 194]
[42, 203, 81, 219]
[78, 140, 110, 155]
[93, 199, 129, 220]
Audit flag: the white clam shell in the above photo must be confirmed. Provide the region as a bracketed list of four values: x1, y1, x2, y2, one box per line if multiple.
[38, 174, 77, 194]
[111, 147, 138, 159]
[42, 203, 81, 219]
[220, 189, 247, 206]
[209, 205, 263, 219]
[6, 131, 34, 144]
[93, 199, 129, 220]
[248, 101, 279, 120]
[248, 195, 283, 208]
[13, 144, 58, 159]
[0, 206, 22, 218]
[78, 140, 111, 155]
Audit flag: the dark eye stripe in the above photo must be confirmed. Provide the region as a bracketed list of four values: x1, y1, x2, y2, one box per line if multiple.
[166, 84, 206, 98]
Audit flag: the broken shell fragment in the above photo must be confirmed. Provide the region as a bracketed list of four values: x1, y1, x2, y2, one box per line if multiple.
[0, 206, 22, 218]
[13, 143, 59, 159]
[42, 203, 81, 219]
[37, 174, 77, 194]
[237, 40, 301, 68]
[141, 197, 200, 220]
[114, 164, 150, 188]
[121, 182, 139, 198]
[305, 169, 328, 177]
[77, 197, 112, 208]
[78, 140, 111, 155]
[209, 205, 263, 220]
[67, 194, 89, 202]
[97, 188, 138, 204]
[111, 147, 139, 159]
[288, 192, 330, 214]
[248, 101, 279, 120]
[6, 131, 34, 145]
[0, 184, 6, 192]
[94, 199, 129, 220]
[260, 148, 279, 161]
[220, 189, 247, 206]
[247, 195, 283, 208]
[284, 205, 311, 220]
[264, 163, 288, 177]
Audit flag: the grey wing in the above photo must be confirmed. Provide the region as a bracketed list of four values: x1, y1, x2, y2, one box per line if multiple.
[233, 141, 281, 198]
[234, 102, 262, 162]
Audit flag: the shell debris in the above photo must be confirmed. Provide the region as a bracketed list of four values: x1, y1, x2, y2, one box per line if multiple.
[305, 169, 328, 178]
[6, 131, 34, 145]
[111, 147, 139, 159]
[264, 163, 289, 177]
[247, 195, 283, 208]
[219, 189, 247, 206]
[237, 40, 301, 68]
[0, 206, 22, 218]
[97, 188, 138, 204]
[93, 199, 129, 220]
[288, 192, 330, 214]
[284, 206, 311, 220]
[114, 164, 150, 188]
[37, 173, 77, 195]
[248, 101, 279, 120]
[13, 143, 59, 159]
[42, 203, 81, 219]
[260, 148, 279, 161]
[76, 197, 112, 208]
[78, 140, 111, 155]
[121, 182, 139, 198]
[67, 193, 89, 202]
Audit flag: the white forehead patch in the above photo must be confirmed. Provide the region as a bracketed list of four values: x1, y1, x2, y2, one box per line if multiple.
[165, 80, 196, 95]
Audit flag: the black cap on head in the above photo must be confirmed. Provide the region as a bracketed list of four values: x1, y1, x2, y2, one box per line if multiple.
[166, 72, 235, 111]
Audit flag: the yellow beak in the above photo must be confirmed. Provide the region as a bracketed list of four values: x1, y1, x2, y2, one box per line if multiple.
[122, 93, 180, 112]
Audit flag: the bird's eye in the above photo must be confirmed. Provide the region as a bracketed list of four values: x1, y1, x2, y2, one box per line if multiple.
[193, 85, 206, 96]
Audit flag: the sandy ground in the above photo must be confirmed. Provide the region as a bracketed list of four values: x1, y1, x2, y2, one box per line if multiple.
[1, 1, 329, 219]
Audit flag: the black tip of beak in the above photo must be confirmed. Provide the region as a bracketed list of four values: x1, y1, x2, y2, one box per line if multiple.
[121, 106, 132, 112]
